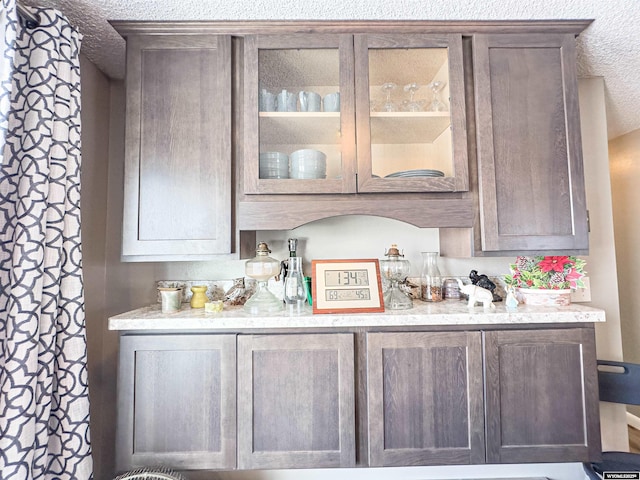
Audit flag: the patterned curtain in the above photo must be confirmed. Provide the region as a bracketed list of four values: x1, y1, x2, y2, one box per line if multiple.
[0, 5, 93, 480]
[1, 0, 18, 154]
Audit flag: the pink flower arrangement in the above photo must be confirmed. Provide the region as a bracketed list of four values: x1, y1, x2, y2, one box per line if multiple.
[504, 256, 586, 290]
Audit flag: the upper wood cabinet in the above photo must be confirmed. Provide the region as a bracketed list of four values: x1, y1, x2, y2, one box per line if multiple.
[476, 34, 587, 253]
[243, 34, 357, 195]
[113, 21, 591, 256]
[242, 33, 468, 196]
[354, 34, 468, 193]
[441, 33, 589, 256]
[121, 34, 232, 260]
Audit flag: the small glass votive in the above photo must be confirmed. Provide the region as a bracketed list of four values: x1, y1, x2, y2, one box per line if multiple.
[204, 300, 224, 313]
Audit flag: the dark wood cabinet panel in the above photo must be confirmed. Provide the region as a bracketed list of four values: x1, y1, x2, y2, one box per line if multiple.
[473, 33, 588, 252]
[115, 21, 591, 254]
[237, 333, 356, 469]
[116, 334, 236, 471]
[367, 331, 484, 466]
[122, 34, 232, 259]
[114, 322, 601, 472]
[484, 328, 601, 463]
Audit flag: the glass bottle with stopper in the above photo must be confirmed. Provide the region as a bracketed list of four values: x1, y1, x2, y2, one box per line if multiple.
[380, 244, 413, 310]
[244, 242, 283, 315]
[284, 256, 307, 315]
[279, 238, 298, 282]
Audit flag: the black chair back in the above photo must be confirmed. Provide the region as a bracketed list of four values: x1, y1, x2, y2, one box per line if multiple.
[598, 360, 640, 405]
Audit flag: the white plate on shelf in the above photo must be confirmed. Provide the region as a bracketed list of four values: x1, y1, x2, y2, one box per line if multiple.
[385, 169, 445, 178]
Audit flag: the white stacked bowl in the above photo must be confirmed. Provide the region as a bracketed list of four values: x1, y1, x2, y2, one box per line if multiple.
[259, 152, 289, 179]
[289, 149, 327, 179]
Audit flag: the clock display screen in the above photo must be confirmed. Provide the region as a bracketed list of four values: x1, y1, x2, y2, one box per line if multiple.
[325, 288, 371, 301]
[324, 269, 369, 287]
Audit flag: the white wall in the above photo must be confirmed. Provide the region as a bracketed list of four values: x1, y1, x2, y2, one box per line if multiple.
[579, 77, 627, 450]
[79, 54, 111, 478]
[609, 125, 640, 420]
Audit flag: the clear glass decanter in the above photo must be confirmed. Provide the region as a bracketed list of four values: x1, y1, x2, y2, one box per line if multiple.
[244, 242, 283, 315]
[421, 251, 443, 302]
[380, 244, 413, 310]
[284, 256, 307, 315]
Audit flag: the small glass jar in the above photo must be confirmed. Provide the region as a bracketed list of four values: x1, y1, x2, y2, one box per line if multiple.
[421, 252, 443, 302]
[443, 278, 461, 299]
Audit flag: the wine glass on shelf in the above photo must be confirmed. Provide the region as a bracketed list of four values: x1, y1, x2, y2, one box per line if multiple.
[403, 82, 425, 112]
[380, 82, 398, 112]
[427, 80, 447, 112]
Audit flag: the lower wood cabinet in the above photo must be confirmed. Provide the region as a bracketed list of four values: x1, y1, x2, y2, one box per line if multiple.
[116, 334, 237, 471]
[366, 331, 485, 466]
[237, 333, 356, 469]
[366, 327, 600, 466]
[484, 328, 601, 463]
[115, 326, 600, 472]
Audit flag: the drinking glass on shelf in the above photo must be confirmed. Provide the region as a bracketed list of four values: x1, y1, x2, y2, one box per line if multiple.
[381, 82, 398, 112]
[427, 81, 447, 112]
[403, 82, 425, 112]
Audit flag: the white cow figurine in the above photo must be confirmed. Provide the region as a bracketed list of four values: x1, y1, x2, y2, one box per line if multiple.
[455, 279, 495, 309]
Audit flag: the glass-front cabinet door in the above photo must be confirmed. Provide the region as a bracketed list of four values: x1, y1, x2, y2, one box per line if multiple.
[243, 34, 356, 194]
[354, 34, 468, 193]
[244, 33, 467, 196]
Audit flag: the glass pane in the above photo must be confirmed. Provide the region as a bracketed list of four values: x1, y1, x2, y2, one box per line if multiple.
[258, 48, 342, 181]
[368, 48, 452, 179]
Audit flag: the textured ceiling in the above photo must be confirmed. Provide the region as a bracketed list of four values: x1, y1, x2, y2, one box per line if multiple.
[17, 0, 640, 139]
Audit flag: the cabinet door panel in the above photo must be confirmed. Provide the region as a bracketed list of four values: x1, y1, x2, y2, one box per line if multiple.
[355, 34, 469, 193]
[237, 333, 355, 469]
[474, 34, 588, 251]
[123, 35, 231, 257]
[484, 328, 601, 463]
[116, 334, 236, 471]
[243, 34, 357, 195]
[367, 332, 484, 466]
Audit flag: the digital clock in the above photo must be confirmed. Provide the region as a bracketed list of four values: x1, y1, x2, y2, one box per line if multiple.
[312, 259, 384, 314]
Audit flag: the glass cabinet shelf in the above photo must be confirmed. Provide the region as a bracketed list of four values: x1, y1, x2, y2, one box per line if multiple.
[370, 112, 450, 144]
[259, 112, 341, 145]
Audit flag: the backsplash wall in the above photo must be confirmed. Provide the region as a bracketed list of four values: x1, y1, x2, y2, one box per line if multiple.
[151, 215, 513, 292]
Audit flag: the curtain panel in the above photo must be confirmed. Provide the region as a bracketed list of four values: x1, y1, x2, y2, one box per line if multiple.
[0, 5, 93, 480]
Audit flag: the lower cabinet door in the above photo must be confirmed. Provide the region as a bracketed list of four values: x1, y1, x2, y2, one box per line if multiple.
[483, 328, 601, 463]
[366, 331, 485, 466]
[116, 334, 237, 471]
[237, 333, 356, 469]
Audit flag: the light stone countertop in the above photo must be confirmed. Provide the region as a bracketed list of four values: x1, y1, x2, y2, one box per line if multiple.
[108, 299, 605, 331]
